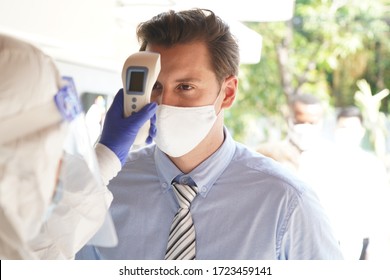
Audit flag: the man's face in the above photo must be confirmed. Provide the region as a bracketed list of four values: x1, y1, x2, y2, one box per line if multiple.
[335, 116, 365, 147]
[291, 101, 323, 125]
[288, 101, 324, 151]
[147, 41, 222, 109]
[146, 41, 237, 162]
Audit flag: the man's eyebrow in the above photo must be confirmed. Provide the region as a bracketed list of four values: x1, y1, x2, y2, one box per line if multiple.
[173, 78, 202, 83]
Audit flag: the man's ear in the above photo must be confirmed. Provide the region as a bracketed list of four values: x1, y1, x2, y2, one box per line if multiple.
[221, 75, 238, 109]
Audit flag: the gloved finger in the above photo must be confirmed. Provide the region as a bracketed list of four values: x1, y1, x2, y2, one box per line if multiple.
[150, 114, 156, 126]
[146, 135, 153, 144]
[149, 119, 157, 138]
[127, 102, 157, 125]
[145, 115, 157, 145]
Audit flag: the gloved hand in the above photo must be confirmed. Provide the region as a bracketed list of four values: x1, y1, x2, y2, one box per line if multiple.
[99, 89, 157, 166]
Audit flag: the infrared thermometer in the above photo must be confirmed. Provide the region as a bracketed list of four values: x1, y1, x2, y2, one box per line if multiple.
[122, 52, 161, 145]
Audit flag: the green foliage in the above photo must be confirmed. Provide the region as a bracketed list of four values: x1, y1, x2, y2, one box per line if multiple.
[354, 79, 389, 156]
[226, 0, 390, 144]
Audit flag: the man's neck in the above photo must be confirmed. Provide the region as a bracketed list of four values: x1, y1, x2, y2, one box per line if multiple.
[169, 118, 225, 174]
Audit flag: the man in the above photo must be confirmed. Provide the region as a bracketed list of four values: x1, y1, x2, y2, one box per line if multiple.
[324, 106, 390, 260]
[77, 8, 342, 260]
[257, 94, 331, 173]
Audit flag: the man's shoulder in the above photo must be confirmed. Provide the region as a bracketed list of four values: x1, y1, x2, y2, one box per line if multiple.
[107, 145, 158, 189]
[119, 144, 156, 173]
[231, 142, 307, 195]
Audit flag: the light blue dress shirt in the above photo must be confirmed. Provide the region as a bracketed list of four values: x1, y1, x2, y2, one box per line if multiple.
[77, 128, 343, 260]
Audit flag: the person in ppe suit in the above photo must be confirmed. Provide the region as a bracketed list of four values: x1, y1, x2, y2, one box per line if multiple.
[0, 34, 157, 259]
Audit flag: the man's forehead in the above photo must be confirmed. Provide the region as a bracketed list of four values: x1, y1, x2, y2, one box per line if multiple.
[293, 102, 323, 123]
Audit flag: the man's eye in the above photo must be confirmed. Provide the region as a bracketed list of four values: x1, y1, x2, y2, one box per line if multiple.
[177, 84, 193, 91]
[153, 82, 162, 90]
[151, 82, 162, 99]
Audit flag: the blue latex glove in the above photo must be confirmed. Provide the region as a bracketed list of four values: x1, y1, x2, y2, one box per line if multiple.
[99, 89, 157, 166]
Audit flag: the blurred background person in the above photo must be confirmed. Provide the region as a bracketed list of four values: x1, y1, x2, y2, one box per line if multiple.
[328, 106, 390, 260]
[257, 95, 389, 259]
[85, 95, 107, 145]
[259, 100, 389, 259]
[257, 93, 333, 173]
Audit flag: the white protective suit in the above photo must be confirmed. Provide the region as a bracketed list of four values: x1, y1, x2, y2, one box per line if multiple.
[0, 34, 121, 259]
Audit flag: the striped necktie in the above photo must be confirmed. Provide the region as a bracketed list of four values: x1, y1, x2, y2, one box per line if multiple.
[165, 182, 198, 260]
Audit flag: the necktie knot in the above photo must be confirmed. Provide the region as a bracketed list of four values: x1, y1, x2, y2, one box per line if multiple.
[172, 182, 198, 209]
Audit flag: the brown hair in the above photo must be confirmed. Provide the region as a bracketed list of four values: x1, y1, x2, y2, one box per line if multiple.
[136, 8, 240, 82]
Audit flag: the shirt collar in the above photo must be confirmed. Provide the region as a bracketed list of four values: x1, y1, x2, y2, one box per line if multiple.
[154, 126, 236, 198]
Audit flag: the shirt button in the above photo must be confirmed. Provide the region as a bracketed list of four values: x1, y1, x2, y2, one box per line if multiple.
[201, 186, 207, 193]
[162, 183, 168, 189]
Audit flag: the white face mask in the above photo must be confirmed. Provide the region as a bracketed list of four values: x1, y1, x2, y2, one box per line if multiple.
[334, 128, 363, 149]
[154, 94, 221, 157]
[288, 123, 321, 151]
